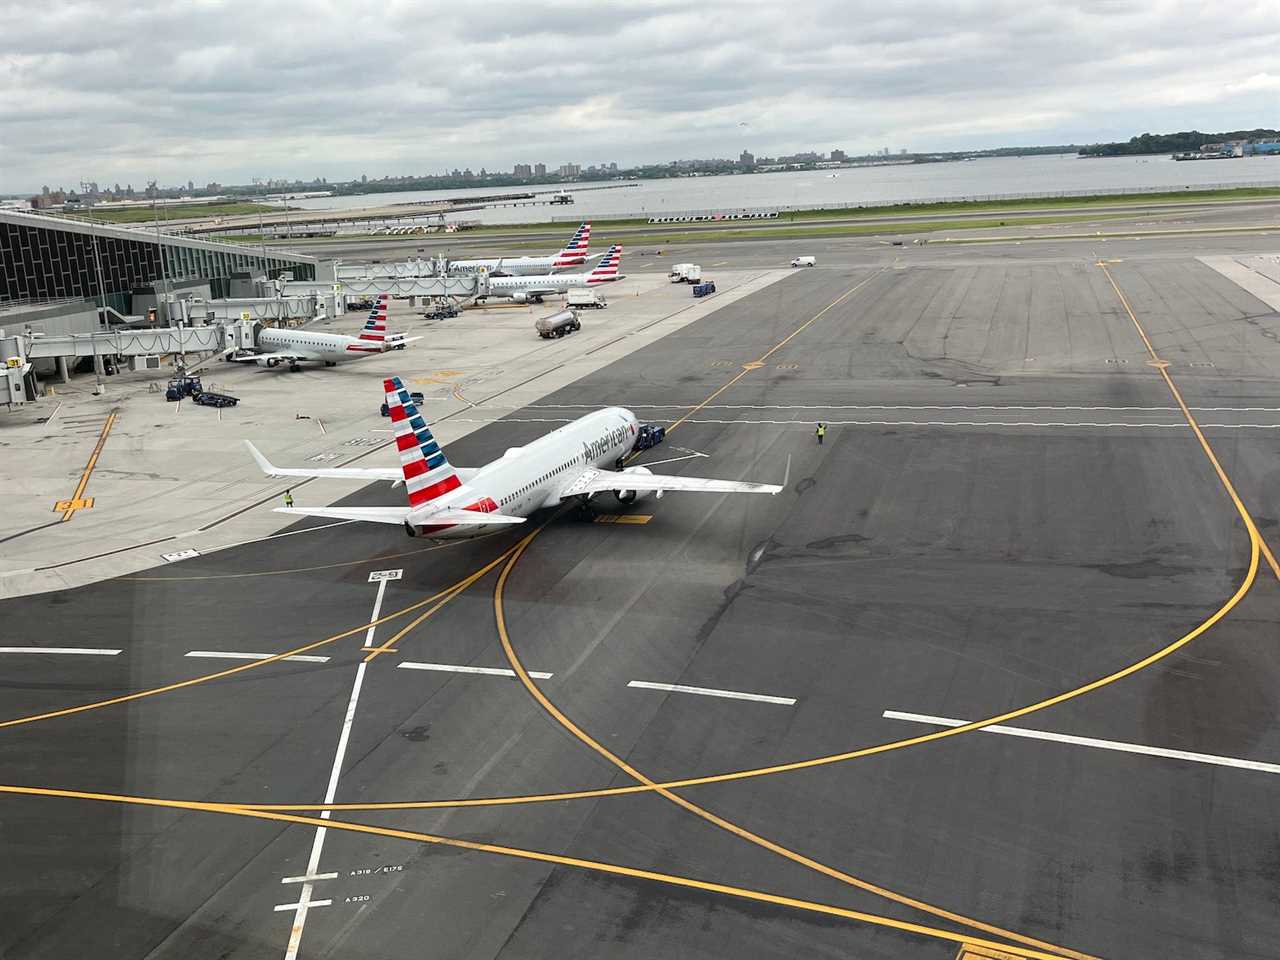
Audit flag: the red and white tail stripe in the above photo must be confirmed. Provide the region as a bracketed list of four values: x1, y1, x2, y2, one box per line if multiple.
[586, 245, 623, 283]
[359, 294, 390, 342]
[384, 376, 461, 507]
[553, 222, 591, 267]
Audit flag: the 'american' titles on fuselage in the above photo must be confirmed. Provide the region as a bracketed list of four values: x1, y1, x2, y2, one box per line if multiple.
[449, 222, 592, 277]
[251, 375, 783, 540]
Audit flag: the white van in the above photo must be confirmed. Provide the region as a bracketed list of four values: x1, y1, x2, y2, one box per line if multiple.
[790, 256, 816, 267]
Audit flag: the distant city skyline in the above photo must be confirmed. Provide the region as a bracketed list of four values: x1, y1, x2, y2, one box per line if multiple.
[20, 149, 918, 202]
[4, 1, 1277, 194]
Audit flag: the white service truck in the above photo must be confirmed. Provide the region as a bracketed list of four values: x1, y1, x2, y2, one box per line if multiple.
[669, 263, 702, 283]
[790, 256, 816, 267]
[566, 289, 607, 309]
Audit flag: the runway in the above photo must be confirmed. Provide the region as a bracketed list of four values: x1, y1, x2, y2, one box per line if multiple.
[3, 240, 1280, 958]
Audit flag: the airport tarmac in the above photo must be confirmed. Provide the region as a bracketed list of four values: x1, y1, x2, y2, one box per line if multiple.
[0, 268, 787, 598]
[3, 233, 1280, 959]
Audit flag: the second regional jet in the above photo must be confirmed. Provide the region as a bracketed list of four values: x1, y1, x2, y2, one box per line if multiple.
[246, 375, 783, 538]
[479, 245, 624, 303]
[448, 222, 592, 276]
[230, 294, 419, 371]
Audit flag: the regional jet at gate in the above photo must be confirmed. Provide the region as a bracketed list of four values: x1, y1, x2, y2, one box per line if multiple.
[448, 222, 592, 276]
[229, 294, 420, 371]
[245, 375, 783, 539]
[479, 245, 624, 303]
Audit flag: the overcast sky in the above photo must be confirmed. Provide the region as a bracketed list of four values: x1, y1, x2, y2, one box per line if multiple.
[2, 0, 1278, 194]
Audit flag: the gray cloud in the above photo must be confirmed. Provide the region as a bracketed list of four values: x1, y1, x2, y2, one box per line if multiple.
[2, 0, 1278, 192]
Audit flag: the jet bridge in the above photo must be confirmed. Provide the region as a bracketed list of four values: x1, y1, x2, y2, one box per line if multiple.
[24, 325, 227, 360]
[173, 296, 327, 325]
[334, 257, 446, 280]
[280, 274, 488, 299]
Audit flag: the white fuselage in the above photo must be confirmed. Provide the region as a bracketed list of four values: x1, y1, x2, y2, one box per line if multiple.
[483, 271, 616, 301]
[411, 407, 640, 538]
[449, 255, 575, 277]
[256, 327, 384, 365]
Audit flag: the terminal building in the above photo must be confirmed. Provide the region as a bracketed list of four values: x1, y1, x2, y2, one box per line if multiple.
[1, 208, 319, 335]
[1, 209, 322, 402]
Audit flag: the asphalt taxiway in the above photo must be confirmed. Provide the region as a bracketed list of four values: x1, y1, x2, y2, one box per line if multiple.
[4, 235, 1280, 959]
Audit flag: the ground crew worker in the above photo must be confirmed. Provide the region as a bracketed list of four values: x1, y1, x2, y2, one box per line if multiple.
[284, 489, 294, 508]
[816, 422, 826, 445]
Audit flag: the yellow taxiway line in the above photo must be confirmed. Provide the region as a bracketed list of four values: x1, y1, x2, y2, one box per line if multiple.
[0, 783, 1073, 960]
[0, 546, 518, 730]
[1096, 259, 1280, 581]
[492, 531, 1095, 960]
[53, 408, 118, 521]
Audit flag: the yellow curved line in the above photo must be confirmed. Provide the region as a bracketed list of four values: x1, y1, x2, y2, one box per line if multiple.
[119, 540, 457, 582]
[1097, 260, 1280, 580]
[0, 783, 1068, 960]
[245, 263, 1268, 814]
[0, 546, 518, 731]
[246, 514, 1260, 813]
[491, 531, 1094, 959]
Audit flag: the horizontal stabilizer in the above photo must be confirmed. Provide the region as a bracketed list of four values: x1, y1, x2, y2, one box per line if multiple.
[245, 441, 401, 481]
[413, 509, 526, 526]
[274, 506, 410, 525]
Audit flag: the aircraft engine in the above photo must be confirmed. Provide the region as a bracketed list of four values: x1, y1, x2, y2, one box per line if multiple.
[614, 466, 658, 505]
[511, 291, 529, 304]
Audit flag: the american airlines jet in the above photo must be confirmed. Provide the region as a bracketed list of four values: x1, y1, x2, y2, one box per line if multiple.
[448, 222, 591, 276]
[480, 245, 624, 303]
[246, 375, 783, 538]
[230, 294, 420, 371]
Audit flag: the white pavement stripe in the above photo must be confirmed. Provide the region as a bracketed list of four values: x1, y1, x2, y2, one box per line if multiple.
[186, 651, 331, 663]
[0, 647, 121, 655]
[178, 519, 356, 549]
[882, 710, 1280, 776]
[425, 417, 1280, 430]
[281, 576, 387, 960]
[519, 403, 1280, 412]
[281, 872, 338, 884]
[397, 662, 554, 680]
[274, 900, 331, 912]
[628, 680, 796, 705]
[664, 419, 1280, 429]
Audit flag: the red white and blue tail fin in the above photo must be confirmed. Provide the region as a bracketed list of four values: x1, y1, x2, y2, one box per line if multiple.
[359, 294, 391, 343]
[553, 222, 591, 267]
[384, 376, 462, 507]
[586, 245, 623, 284]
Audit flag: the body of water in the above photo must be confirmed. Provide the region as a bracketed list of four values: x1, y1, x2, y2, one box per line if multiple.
[284, 154, 1280, 225]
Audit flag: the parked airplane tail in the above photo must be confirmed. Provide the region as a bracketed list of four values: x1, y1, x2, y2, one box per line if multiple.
[553, 221, 591, 267]
[359, 294, 391, 342]
[586, 245, 623, 283]
[385, 376, 462, 507]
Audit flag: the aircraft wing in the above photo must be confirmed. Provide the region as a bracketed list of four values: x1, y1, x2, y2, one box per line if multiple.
[246, 442, 478, 485]
[520, 286, 560, 299]
[561, 467, 784, 498]
[246, 441, 402, 481]
[229, 351, 315, 364]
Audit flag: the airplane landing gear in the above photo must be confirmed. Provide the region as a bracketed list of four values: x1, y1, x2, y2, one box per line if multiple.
[288, 363, 302, 373]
